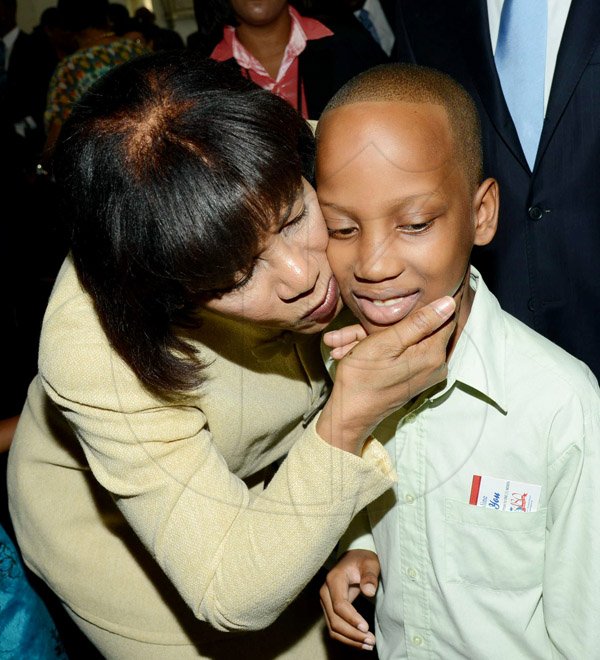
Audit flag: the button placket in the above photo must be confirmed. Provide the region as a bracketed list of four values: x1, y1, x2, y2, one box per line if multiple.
[395, 412, 431, 656]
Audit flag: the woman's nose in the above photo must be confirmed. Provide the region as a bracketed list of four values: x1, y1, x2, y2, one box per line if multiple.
[276, 238, 321, 301]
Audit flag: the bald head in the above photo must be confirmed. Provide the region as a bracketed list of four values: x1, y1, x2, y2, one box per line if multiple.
[319, 63, 483, 190]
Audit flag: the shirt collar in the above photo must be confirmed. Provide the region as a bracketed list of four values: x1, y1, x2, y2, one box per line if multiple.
[211, 6, 331, 71]
[430, 267, 507, 413]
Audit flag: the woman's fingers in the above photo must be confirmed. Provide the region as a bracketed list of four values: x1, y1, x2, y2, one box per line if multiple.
[379, 296, 456, 355]
[330, 341, 360, 360]
[323, 324, 367, 349]
[324, 297, 454, 359]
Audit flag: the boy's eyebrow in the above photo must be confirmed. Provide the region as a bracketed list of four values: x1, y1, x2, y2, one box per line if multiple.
[319, 192, 441, 213]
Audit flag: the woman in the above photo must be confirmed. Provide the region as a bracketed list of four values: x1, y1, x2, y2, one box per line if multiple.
[8, 51, 453, 658]
[43, 0, 148, 158]
[208, 0, 387, 119]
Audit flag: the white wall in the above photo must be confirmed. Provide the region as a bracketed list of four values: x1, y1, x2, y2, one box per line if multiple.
[17, 0, 54, 32]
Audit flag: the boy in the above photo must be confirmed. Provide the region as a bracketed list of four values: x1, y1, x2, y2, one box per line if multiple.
[316, 64, 600, 659]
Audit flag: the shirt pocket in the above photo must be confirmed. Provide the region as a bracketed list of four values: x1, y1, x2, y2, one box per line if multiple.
[444, 498, 546, 590]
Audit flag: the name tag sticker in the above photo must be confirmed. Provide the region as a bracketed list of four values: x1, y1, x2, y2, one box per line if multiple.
[469, 475, 541, 512]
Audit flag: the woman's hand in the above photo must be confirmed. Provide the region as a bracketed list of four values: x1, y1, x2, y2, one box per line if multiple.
[323, 324, 367, 360]
[320, 550, 381, 651]
[317, 296, 456, 454]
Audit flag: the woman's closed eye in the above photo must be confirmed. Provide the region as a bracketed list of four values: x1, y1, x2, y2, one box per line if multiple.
[281, 206, 308, 235]
[230, 261, 258, 291]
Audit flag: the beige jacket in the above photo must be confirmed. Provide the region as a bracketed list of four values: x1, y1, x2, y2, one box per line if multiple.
[8, 256, 394, 649]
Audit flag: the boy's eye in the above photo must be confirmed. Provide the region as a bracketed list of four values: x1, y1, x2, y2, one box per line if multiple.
[327, 225, 357, 239]
[400, 221, 433, 234]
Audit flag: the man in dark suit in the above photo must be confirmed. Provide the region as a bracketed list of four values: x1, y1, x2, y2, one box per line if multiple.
[1, 0, 59, 158]
[395, 0, 600, 379]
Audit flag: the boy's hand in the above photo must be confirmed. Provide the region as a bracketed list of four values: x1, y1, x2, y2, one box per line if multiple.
[320, 550, 380, 651]
[323, 324, 367, 360]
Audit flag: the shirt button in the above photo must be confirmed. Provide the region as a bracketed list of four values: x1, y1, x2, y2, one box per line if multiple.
[405, 493, 415, 504]
[412, 635, 424, 646]
[407, 567, 418, 580]
[404, 413, 416, 423]
[528, 206, 544, 220]
[527, 298, 536, 312]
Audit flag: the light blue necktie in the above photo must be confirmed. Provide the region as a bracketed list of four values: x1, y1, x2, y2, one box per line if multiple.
[357, 8, 382, 47]
[495, 0, 547, 169]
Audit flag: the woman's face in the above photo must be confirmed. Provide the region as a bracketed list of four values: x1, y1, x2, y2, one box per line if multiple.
[204, 179, 343, 334]
[230, 0, 289, 27]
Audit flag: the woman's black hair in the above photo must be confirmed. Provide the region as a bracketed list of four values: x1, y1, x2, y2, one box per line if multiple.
[53, 50, 315, 398]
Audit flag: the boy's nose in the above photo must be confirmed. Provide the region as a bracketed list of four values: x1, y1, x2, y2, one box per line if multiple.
[354, 237, 403, 283]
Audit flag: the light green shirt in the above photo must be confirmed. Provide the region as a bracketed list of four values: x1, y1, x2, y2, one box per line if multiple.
[337, 268, 600, 659]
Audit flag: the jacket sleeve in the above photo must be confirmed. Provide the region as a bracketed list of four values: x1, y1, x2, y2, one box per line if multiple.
[40, 321, 395, 632]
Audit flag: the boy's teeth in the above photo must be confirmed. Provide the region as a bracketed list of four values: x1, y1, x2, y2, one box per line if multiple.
[373, 297, 403, 307]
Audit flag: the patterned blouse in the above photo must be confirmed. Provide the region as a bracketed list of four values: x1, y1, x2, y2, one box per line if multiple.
[44, 38, 149, 132]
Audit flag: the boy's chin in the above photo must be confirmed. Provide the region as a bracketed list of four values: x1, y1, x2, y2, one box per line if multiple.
[352, 314, 393, 336]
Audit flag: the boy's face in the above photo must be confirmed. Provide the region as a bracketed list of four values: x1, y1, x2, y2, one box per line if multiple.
[316, 100, 497, 336]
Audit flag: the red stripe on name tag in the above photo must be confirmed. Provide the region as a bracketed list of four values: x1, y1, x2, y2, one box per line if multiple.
[469, 475, 482, 505]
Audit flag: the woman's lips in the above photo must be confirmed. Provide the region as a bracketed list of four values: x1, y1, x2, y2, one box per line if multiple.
[305, 277, 340, 322]
[353, 290, 420, 327]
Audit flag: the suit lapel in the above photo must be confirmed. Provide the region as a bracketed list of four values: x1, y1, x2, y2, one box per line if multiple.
[458, 0, 529, 171]
[536, 0, 600, 164]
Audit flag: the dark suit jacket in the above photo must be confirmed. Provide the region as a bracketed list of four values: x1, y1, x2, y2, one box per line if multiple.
[396, 0, 600, 378]
[5, 28, 57, 152]
[300, 15, 389, 118]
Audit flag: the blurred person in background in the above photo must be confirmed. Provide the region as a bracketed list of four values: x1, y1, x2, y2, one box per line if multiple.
[42, 0, 149, 161]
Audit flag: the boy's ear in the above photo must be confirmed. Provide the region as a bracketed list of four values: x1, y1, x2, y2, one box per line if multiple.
[472, 177, 499, 246]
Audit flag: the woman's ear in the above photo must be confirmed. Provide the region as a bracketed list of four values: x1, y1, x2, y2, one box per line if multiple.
[473, 177, 499, 246]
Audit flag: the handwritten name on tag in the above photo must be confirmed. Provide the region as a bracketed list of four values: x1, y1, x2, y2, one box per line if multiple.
[469, 475, 541, 512]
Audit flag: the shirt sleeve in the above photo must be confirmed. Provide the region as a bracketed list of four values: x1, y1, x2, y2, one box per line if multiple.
[543, 378, 600, 655]
[336, 507, 377, 557]
[40, 344, 395, 632]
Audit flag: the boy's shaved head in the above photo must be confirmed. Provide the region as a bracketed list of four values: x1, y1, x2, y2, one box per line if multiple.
[319, 63, 483, 189]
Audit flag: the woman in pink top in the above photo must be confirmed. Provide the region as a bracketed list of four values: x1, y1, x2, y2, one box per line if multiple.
[209, 0, 387, 119]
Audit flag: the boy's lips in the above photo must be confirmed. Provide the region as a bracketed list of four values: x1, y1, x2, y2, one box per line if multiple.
[353, 290, 421, 327]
